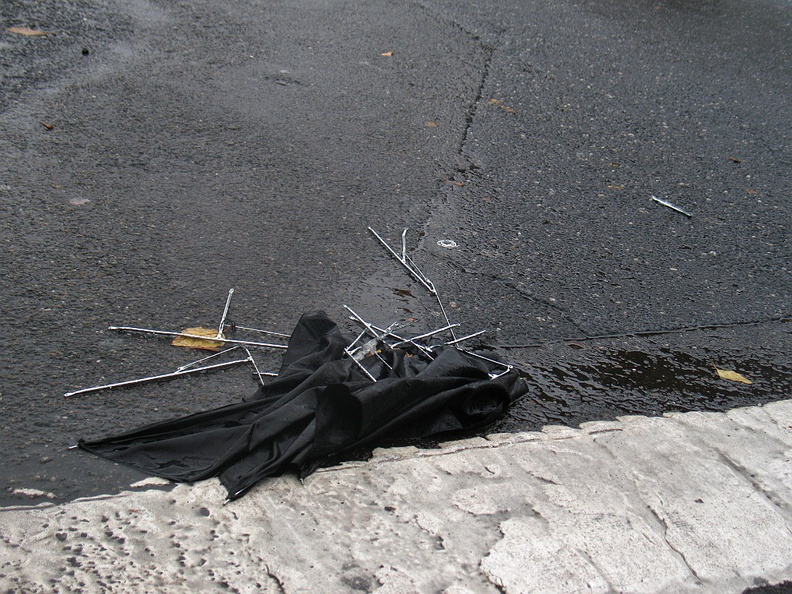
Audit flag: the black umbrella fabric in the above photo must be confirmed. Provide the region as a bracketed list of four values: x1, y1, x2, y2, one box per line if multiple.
[80, 311, 528, 500]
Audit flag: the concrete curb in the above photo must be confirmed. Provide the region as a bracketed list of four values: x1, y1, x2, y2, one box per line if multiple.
[2, 400, 791, 593]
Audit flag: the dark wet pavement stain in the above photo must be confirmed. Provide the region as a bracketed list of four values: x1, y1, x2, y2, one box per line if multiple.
[493, 336, 791, 433]
[340, 272, 791, 437]
[315, 319, 791, 473]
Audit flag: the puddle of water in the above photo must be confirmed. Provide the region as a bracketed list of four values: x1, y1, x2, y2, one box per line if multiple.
[495, 346, 792, 432]
[333, 279, 790, 439]
[263, 324, 792, 477]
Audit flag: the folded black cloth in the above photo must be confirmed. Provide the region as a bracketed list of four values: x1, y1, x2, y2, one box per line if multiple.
[80, 311, 527, 500]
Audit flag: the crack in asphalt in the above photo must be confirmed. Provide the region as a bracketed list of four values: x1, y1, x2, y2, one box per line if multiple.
[457, 44, 494, 161]
[441, 257, 592, 336]
[501, 316, 792, 349]
[409, 0, 496, 176]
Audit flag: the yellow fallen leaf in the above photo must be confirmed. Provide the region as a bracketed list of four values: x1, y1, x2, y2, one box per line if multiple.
[171, 327, 225, 351]
[8, 26, 50, 36]
[487, 98, 515, 113]
[715, 368, 752, 385]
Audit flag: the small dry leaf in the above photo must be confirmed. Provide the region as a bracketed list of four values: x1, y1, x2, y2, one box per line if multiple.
[728, 156, 742, 163]
[381, 51, 394, 57]
[40, 121, 54, 130]
[425, 121, 437, 128]
[171, 327, 225, 351]
[715, 367, 752, 385]
[488, 98, 515, 114]
[8, 26, 50, 36]
[446, 180, 464, 187]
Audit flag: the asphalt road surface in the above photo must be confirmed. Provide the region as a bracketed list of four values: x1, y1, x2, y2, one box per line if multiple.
[1, 0, 789, 505]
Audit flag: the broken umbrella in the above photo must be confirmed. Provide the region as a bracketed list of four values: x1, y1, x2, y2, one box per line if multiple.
[76, 228, 528, 501]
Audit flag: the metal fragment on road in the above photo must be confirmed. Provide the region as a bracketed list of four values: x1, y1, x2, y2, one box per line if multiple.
[344, 305, 403, 344]
[345, 309, 505, 372]
[350, 338, 379, 362]
[651, 195, 693, 218]
[347, 328, 370, 354]
[243, 347, 277, 386]
[373, 349, 393, 370]
[456, 348, 512, 372]
[343, 347, 377, 382]
[344, 306, 433, 357]
[63, 358, 251, 398]
[344, 305, 381, 341]
[216, 288, 235, 338]
[365, 321, 435, 358]
[391, 323, 460, 347]
[108, 326, 288, 349]
[368, 226, 458, 340]
[368, 227, 436, 295]
[434, 293, 457, 341]
[445, 329, 488, 345]
[176, 346, 241, 372]
[342, 307, 398, 371]
[234, 325, 291, 339]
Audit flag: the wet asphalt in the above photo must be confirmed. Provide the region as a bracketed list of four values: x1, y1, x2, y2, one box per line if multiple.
[0, 0, 789, 505]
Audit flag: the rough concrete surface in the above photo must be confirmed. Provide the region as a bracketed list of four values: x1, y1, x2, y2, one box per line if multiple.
[2, 0, 790, 506]
[2, 400, 791, 593]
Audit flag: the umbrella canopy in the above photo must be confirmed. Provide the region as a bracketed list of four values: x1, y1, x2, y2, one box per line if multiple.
[80, 311, 528, 501]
